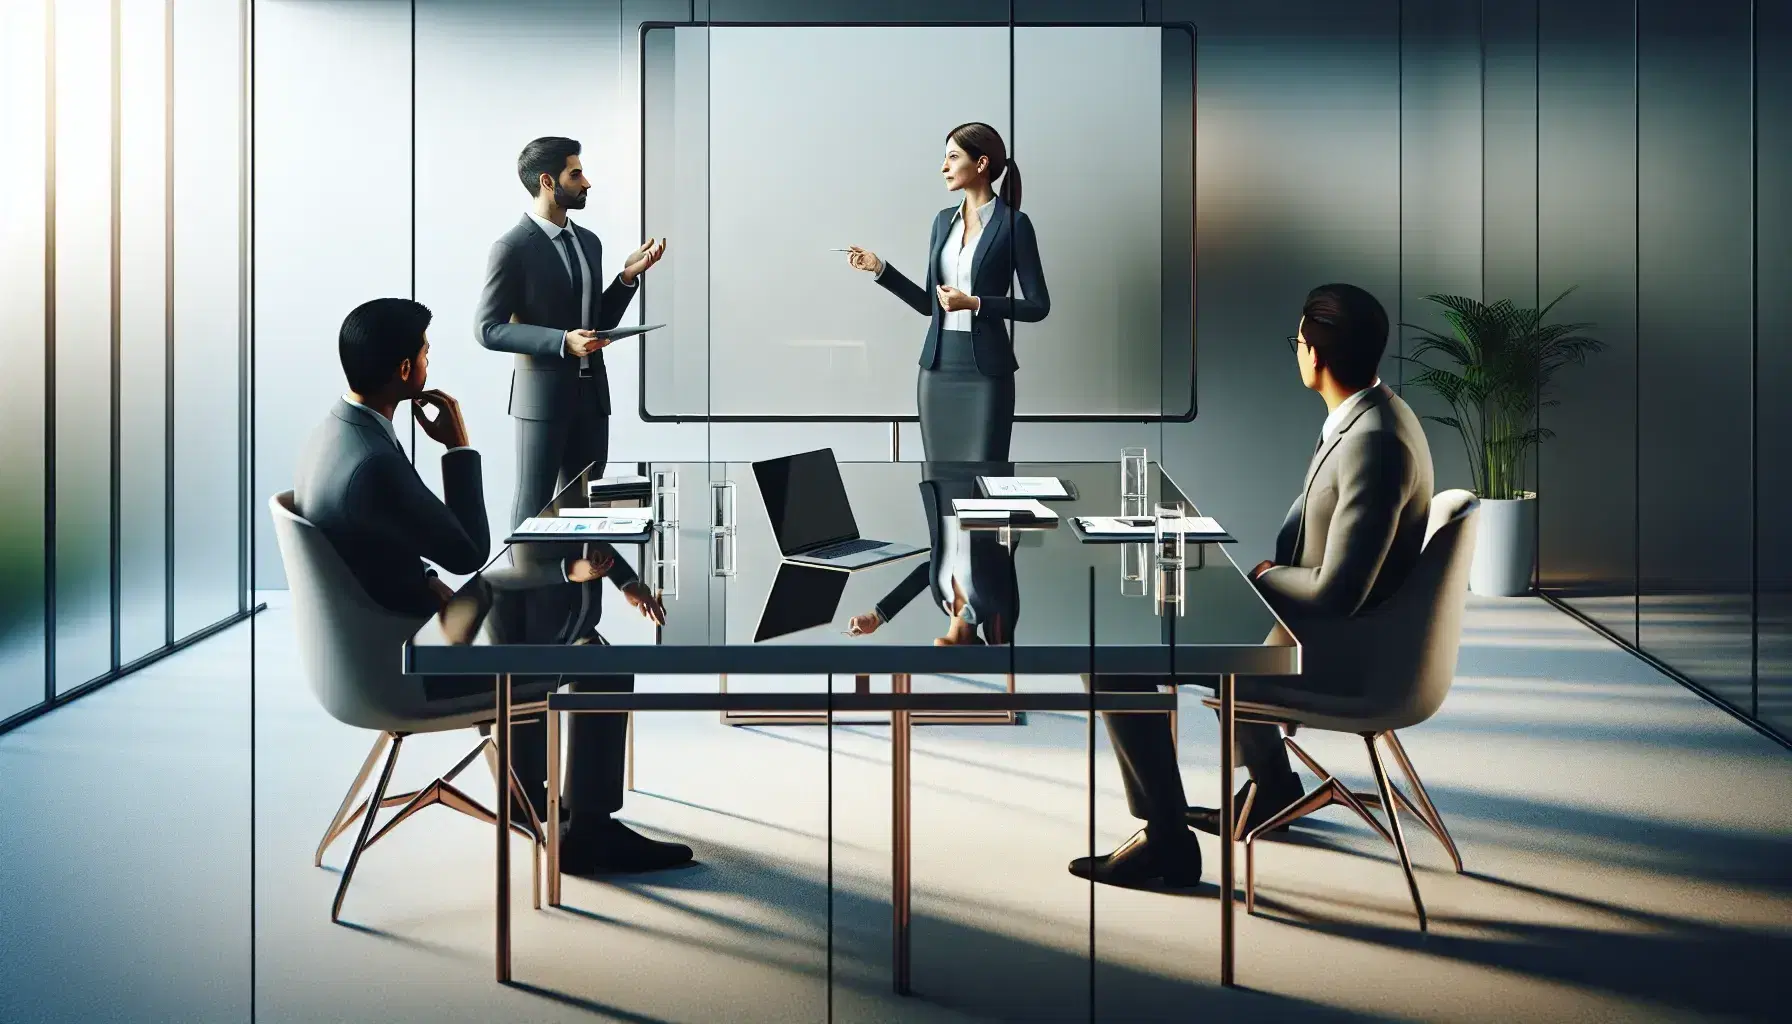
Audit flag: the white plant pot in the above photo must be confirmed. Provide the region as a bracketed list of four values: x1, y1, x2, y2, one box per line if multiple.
[1469, 492, 1537, 596]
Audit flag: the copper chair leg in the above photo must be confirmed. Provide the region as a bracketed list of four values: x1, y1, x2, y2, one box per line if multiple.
[547, 704, 562, 906]
[315, 732, 392, 867]
[1381, 731, 1463, 873]
[1232, 780, 1257, 842]
[1281, 737, 1394, 843]
[1364, 734, 1427, 931]
[332, 734, 404, 923]
[892, 672, 912, 996]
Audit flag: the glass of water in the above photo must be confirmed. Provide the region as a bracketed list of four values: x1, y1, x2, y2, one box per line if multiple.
[652, 470, 679, 525]
[1120, 447, 1148, 516]
[1154, 502, 1186, 614]
[652, 522, 679, 597]
[1120, 542, 1149, 597]
[710, 480, 737, 577]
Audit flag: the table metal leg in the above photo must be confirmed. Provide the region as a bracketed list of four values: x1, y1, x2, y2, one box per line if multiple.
[547, 700, 562, 906]
[1219, 672, 1235, 987]
[892, 671, 912, 996]
[496, 672, 512, 983]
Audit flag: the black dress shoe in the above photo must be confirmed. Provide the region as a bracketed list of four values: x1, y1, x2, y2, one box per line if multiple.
[1187, 774, 1305, 838]
[561, 819, 695, 876]
[1068, 827, 1203, 889]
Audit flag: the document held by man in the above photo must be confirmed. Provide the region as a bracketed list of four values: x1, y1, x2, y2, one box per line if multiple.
[512, 514, 651, 536]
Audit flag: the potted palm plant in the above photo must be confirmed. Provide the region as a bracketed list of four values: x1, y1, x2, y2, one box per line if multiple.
[1398, 290, 1605, 596]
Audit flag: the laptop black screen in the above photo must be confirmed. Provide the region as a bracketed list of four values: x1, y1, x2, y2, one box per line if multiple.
[754, 563, 850, 641]
[754, 449, 860, 555]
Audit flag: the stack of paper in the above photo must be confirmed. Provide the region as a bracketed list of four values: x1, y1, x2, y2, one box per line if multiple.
[952, 498, 1057, 521]
[977, 476, 1071, 499]
[1074, 515, 1226, 536]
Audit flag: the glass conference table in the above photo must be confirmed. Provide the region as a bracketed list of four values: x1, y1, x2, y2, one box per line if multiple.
[405, 460, 1301, 990]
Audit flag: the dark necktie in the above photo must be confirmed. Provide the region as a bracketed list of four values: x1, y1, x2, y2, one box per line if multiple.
[557, 231, 591, 377]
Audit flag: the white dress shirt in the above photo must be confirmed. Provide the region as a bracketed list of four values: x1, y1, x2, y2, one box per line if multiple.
[1319, 377, 1382, 447]
[527, 212, 636, 367]
[342, 395, 470, 455]
[937, 197, 996, 333]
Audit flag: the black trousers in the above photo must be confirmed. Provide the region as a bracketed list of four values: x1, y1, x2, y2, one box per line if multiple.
[1087, 674, 1292, 826]
[424, 672, 632, 828]
[511, 385, 609, 532]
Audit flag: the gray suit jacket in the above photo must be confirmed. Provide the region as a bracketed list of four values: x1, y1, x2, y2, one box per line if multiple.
[292, 400, 490, 618]
[1256, 383, 1434, 622]
[475, 214, 637, 418]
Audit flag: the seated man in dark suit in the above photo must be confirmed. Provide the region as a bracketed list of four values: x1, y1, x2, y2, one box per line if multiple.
[1073, 283, 1435, 888]
[293, 297, 693, 874]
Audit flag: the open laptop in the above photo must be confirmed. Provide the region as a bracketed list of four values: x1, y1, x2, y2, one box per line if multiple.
[753, 562, 851, 642]
[752, 448, 927, 571]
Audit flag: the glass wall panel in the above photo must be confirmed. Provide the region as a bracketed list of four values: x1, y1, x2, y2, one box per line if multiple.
[1398, 0, 1485, 500]
[172, 0, 243, 638]
[119, 0, 171, 664]
[53, 0, 118, 693]
[1536, 0, 1639, 643]
[0, 0, 50, 721]
[1758, 1, 1791, 736]
[413, 0, 619, 556]
[1635, 0, 1755, 711]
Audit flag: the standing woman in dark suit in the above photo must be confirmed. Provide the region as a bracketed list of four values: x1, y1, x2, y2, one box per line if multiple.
[846, 122, 1050, 461]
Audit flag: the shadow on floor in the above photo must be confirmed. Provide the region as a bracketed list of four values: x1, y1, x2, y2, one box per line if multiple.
[1253, 869, 1786, 1019]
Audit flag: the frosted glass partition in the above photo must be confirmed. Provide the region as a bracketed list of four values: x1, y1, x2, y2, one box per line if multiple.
[172, 0, 244, 638]
[640, 24, 1195, 422]
[119, 0, 172, 664]
[0, 0, 50, 720]
[53, 0, 116, 693]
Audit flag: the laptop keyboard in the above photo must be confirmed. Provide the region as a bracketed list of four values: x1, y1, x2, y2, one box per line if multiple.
[808, 537, 887, 559]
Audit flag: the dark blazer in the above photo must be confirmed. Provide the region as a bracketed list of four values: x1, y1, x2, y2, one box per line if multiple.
[292, 400, 490, 617]
[1257, 383, 1435, 621]
[875, 196, 1050, 376]
[872, 463, 1020, 643]
[475, 214, 637, 417]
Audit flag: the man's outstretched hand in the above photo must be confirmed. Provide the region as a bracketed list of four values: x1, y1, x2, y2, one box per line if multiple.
[621, 238, 666, 285]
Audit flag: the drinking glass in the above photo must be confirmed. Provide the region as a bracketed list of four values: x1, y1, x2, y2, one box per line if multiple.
[652, 523, 679, 597]
[652, 470, 679, 525]
[710, 481, 737, 577]
[1154, 502, 1186, 614]
[1120, 542, 1149, 597]
[1120, 447, 1148, 515]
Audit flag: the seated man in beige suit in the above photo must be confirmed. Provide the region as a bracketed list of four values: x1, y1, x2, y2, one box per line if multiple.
[1072, 283, 1434, 888]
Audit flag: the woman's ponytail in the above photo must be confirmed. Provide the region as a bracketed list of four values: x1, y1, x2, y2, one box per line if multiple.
[997, 157, 1022, 212]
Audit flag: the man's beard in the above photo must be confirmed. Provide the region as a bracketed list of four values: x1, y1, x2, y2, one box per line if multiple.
[553, 182, 587, 210]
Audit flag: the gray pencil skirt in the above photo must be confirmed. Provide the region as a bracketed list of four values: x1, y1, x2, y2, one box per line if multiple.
[918, 329, 1015, 462]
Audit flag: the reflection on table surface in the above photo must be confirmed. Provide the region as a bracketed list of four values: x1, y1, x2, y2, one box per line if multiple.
[411, 460, 1296, 679]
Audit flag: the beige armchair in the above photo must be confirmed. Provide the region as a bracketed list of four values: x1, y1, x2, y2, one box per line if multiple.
[1203, 489, 1480, 931]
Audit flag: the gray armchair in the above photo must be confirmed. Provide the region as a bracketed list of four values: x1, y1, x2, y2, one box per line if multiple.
[1204, 489, 1480, 931]
[269, 492, 554, 922]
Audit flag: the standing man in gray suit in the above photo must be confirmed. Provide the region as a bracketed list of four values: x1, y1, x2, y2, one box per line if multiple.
[1072, 283, 1434, 889]
[475, 136, 665, 530]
